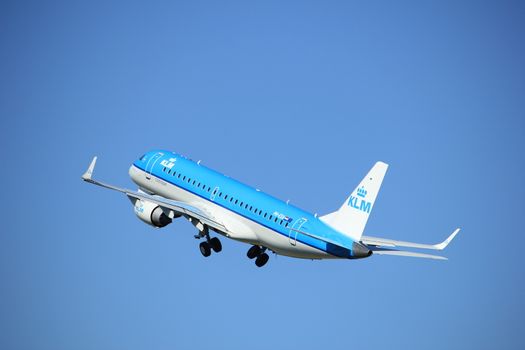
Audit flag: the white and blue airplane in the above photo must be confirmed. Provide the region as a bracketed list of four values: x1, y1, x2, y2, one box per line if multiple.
[82, 150, 460, 267]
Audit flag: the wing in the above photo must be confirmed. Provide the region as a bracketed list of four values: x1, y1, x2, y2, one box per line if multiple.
[361, 228, 460, 250]
[361, 228, 460, 260]
[81, 156, 228, 234]
[292, 227, 456, 260]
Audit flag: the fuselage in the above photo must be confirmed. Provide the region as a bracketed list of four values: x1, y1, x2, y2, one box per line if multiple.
[129, 150, 363, 260]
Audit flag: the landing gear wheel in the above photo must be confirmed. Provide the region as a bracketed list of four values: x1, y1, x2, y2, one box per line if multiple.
[199, 241, 211, 257]
[255, 253, 269, 267]
[210, 237, 222, 253]
[247, 245, 261, 259]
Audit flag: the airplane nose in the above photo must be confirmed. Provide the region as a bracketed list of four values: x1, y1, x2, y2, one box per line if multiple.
[352, 242, 372, 258]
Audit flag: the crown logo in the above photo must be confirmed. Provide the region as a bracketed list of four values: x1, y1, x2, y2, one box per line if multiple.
[357, 186, 367, 198]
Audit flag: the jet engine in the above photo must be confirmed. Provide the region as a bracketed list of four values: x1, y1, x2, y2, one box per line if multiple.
[133, 199, 172, 228]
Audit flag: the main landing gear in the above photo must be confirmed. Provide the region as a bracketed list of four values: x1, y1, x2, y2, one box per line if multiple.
[195, 226, 222, 257]
[247, 245, 269, 267]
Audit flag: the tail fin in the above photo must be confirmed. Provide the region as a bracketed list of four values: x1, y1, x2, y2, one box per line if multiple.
[320, 161, 388, 242]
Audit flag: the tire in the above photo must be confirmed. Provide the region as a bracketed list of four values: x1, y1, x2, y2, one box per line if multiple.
[255, 253, 269, 267]
[247, 245, 261, 259]
[199, 242, 211, 257]
[210, 237, 222, 253]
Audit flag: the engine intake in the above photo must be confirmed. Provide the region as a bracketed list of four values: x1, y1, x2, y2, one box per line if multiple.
[133, 199, 172, 228]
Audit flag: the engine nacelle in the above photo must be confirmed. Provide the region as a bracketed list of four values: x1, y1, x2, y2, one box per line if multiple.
[133, 199, 172, 228]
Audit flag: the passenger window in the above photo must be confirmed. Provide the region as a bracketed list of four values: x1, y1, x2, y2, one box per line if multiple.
[183, 176, 186, 181]
[225, 195, 228, 200]
[245, 204, 248, 209]
[219, 192, 222, 198]
[207, 187, 211, 192]
[285, 222, 289, 227]
[192, 180, 196, 185]
[178, 174, 181, 178]
[163, 167, 166, 172]
[280, 219, 283, 225]
[235, 199, 238, 204]
[269, 215, 272, 220]
[264, 213, 267, 218]
[250, 206, 253, 211]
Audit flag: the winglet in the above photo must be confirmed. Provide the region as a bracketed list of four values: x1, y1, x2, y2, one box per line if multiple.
[434, 228, 461, 250]
[82, 156, 98, 181]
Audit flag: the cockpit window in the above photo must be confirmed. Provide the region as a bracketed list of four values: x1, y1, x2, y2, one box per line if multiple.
[139, 154, 146, 161]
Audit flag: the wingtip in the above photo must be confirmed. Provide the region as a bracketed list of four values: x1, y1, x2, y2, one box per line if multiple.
[449, 228, 461, 242]
[81, 156, 98, 181]
[435, 228, 460, 250]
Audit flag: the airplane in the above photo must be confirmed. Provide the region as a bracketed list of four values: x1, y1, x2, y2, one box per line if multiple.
[82, 150, 460, 267]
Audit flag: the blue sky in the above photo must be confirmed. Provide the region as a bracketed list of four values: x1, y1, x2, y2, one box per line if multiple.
[1, 0, 524, 349]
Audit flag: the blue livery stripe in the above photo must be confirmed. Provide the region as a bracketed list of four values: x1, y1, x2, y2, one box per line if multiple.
[134, 151, 356, 258]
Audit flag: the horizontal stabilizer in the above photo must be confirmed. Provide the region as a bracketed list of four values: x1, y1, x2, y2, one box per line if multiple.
[370, 248, 447, 260]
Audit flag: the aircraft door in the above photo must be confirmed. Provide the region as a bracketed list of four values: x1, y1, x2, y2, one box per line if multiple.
[145, 152, 164, 179]
[210, 186, 220, 201]
[289, 217, 307, 246]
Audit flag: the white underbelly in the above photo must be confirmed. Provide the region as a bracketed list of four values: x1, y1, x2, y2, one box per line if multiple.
[129, 166, 333, 259]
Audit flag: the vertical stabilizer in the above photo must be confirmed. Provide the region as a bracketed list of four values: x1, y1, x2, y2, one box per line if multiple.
[320, 162, 388, 242]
